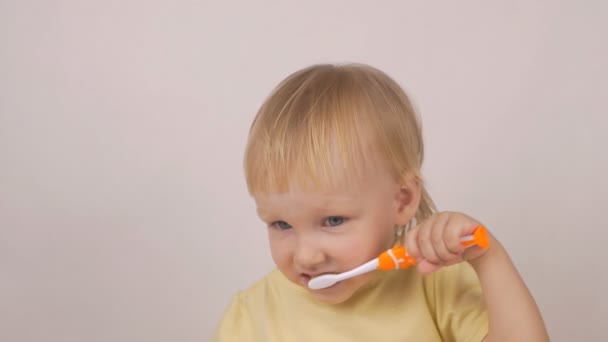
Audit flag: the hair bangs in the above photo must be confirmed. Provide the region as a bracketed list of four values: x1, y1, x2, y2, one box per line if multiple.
[244, 68, 380, 194]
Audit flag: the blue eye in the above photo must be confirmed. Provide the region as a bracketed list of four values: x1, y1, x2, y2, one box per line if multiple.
[271, 221, 292, 230]
[324, 216, 346, 227]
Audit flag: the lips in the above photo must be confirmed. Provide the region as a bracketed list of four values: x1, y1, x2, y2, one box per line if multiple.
[301, 271, 337, 279]
[299, 273, 312, 283]
[299, 272, 339, 288]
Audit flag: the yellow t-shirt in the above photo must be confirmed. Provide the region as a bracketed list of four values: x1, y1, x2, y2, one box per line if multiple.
[214, 263, 488, 341]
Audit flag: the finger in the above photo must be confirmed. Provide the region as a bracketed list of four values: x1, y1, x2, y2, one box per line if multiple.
[417, 259, 442, 274]
[450, 214, 485, 260]
[444, 217, 466, 257]
[433, 213, 462, 263]
[407, 215, 436, 259]
[418, 217, 441, 265]
[405, 223, 422, 259]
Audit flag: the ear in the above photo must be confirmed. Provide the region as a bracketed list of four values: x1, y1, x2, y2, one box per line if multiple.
[393, 176, 422, 226]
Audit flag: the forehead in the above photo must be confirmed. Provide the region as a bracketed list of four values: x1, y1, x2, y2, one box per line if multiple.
[254, 190, 360, 221]
[254, 167, 397, 217]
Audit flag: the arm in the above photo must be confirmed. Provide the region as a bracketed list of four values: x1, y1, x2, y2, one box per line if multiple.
[470, 237, 549, 342]
[405, 212, 549, 342]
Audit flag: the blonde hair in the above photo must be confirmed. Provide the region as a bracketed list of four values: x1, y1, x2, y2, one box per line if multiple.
[244, 63, 436, 224]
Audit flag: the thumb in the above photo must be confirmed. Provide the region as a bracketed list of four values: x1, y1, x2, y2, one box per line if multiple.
[417, 259, 441, 274]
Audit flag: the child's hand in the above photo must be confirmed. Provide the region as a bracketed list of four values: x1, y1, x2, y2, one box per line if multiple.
[405, 211, 492, 274]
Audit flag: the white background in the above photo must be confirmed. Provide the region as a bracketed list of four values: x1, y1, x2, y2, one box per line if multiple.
[1, 1, 606, 341]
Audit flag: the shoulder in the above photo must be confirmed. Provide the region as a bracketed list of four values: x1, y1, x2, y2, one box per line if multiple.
[212, 269, 283, 342]
[422, 262, 484, 312]
[235, 268, 287, 308]
[424, 261, 481, 289]
[423, 263, 489, 341]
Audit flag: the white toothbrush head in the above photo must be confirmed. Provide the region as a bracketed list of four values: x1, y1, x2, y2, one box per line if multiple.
[307, 258, 379, 290]
[308, 274, 340, 290]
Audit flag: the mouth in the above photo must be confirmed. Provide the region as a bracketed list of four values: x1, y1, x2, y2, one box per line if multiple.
[299, 273, 312, 284]
[299, 272, 340, 289]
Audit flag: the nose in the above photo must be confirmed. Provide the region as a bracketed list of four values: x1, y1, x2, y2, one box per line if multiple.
[293, 236, 326, 271]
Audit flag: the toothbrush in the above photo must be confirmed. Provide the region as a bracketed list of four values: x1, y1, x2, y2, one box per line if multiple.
[308, 225, 490, 290]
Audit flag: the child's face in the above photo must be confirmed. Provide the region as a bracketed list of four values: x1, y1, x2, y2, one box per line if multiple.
[254, 166, 416, 305]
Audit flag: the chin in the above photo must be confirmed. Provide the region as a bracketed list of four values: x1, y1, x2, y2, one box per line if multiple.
[311, 290, 353, 304]
[308, 277, 369, 305]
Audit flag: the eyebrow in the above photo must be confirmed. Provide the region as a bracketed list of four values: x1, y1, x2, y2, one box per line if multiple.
[257, 197, 357, 217]
[311, 195, 359, 210]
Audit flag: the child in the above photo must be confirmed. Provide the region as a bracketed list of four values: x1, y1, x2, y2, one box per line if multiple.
[213, 64, 549, 341]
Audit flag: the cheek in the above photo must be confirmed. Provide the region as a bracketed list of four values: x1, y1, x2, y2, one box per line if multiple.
[334, 217, 396, 266]
[268, 232, 292, 267]
[331, 231, 390, 268]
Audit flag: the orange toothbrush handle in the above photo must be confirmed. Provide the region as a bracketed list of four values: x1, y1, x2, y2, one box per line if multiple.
[377, 225, 490, 271]
[460, 225, 490, 249]
[377, 245, 417, 271]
